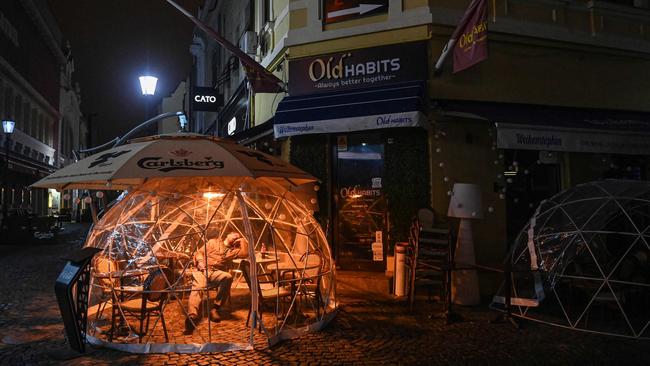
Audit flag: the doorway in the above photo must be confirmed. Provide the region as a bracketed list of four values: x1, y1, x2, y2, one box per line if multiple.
[333, 133, 387, 271]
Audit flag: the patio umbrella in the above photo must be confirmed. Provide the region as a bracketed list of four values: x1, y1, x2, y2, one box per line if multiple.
[32, 133, 315, 191]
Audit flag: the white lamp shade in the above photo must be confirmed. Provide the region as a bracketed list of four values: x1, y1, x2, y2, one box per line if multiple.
[448, 183, 484, 219]
[139, 76, 158, 96]
[2, 119, 15, 134]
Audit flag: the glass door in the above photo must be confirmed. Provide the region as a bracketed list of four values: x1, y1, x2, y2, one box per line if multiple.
[334, 133, 387, 271]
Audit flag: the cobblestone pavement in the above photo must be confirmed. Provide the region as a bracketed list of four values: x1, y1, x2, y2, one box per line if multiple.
[0, 223, 648, 365]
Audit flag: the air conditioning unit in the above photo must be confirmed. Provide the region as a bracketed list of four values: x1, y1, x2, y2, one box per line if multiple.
[239, 31, 257, 55]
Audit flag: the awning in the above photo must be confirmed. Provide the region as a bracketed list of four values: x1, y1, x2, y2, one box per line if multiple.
[230, 118, 274, 145]
[434, 100, 650, 155]
[274, 81, 427, 138]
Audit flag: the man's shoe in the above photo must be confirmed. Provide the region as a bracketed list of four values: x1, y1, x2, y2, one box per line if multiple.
[184, 316, 197, 334]
[209, 307, 221, 323]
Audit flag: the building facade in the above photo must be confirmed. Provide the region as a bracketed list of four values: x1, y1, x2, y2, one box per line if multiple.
[192, 0, 650, 292]
[0, 0, 87, 221]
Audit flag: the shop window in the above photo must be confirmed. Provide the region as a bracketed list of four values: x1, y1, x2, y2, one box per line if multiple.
[4, 87, 13, 118]
[13, 94, 21, 123]
[22, 102, 30, 132]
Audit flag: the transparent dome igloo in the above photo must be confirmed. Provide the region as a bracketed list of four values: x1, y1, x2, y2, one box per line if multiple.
[85, 176, 337, 353]
[493, 180, 650, 339]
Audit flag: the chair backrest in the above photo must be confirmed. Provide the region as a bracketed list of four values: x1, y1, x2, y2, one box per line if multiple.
[143, 269, 168, 303]
[94, 256, 119, 289]
[417, 207, 435, 229]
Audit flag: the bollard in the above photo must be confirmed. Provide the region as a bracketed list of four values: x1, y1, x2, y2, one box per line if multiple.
[394, 242, 408, 297]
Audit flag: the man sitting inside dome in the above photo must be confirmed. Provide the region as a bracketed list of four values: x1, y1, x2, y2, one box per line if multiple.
[185, 231, 248, 334]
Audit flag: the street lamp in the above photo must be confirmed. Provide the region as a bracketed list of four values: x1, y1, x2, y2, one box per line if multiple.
[138, 75, 158, 96]
[138, 75, 158, 122]
[2, 118, 15, 227]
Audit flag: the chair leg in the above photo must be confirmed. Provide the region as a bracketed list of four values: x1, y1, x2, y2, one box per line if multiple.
[160, 310, 169, 342]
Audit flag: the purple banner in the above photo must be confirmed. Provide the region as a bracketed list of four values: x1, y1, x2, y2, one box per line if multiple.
[452, 0, 488, 73]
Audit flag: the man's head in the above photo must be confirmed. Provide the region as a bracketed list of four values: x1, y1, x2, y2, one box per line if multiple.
[225, 232, 241, 246]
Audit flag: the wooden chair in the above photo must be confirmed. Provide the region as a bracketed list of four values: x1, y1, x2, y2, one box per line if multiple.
[110, 269, 169, 342]
[407, 208, 451, 311]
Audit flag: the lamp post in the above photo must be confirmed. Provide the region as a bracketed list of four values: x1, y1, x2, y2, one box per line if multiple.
[139, 75, 158, 120]
[2, 118, 15, 227]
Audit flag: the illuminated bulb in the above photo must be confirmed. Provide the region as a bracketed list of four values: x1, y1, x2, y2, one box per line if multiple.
[512, 161, 519, 167]
[499, 193, 505, 200]
[313, 185, 320, 191]
[443, 176, 449, 182]
[493, 160, 499, 165]
[74, 198, 81, 204]
[278, 214, 286, 220]
[63, 193, 71, 200]
[83, 196, 92, 203]
[488, 206, 494, 213]
[506, 178, 513, 184]
[310, 198, 317, 204]
[498, 154, 503, 159]
[264, 202, 272, 210]
[441, 131, 447, 137]
[547, 152, 553, 158]
[524, 169, 529, 175]
[435, 147, 441, 153]
[513, 198, 519, 203]
[95, 191, 104, 198]
[447, 190, 452, 196]
[601, 158, 607, 163]
[438, 162, 444, 168]
[203, 192, 225, 199]
[268, 148, 274, 153]
[536, 160, 542, 165]
[471, 211, 477, 217]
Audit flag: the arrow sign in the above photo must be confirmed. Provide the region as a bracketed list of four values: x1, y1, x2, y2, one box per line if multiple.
[328, 3, 384, 18]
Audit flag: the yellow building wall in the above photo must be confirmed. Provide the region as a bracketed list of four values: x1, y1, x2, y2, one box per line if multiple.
[289, 25, 430, 59]
[431, 119, 508, 293]
[429, 36, 650, 112]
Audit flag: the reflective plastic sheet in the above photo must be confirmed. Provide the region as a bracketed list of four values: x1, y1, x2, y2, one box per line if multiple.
[85, 177, 337, 353]
[493, 180, 650, 339]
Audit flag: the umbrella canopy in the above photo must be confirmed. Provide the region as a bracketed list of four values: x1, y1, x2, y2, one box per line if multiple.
[32, 133, 315, 190]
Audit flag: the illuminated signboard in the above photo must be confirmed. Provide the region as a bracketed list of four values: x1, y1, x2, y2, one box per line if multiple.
[191, 87, 222, 112]
[324, 0, 388, 24]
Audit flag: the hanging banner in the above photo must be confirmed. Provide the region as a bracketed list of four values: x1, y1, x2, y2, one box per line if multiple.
[496, 123, 650, 155]
[452, 0, 488, 73]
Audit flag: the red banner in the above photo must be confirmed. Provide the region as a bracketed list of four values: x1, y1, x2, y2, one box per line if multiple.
[452, 0, 488, 73]
[166, 0, 285, 94]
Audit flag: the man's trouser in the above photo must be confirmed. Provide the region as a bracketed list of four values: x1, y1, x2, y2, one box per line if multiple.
[188, 269, 233, 317]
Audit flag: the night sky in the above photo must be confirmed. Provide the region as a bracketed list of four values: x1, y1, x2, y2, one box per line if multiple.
[48, 0, 201, 145]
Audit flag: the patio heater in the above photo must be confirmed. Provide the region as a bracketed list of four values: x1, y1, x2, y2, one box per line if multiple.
[2, 118, 14, 226]
[447, 183, 482, 305]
